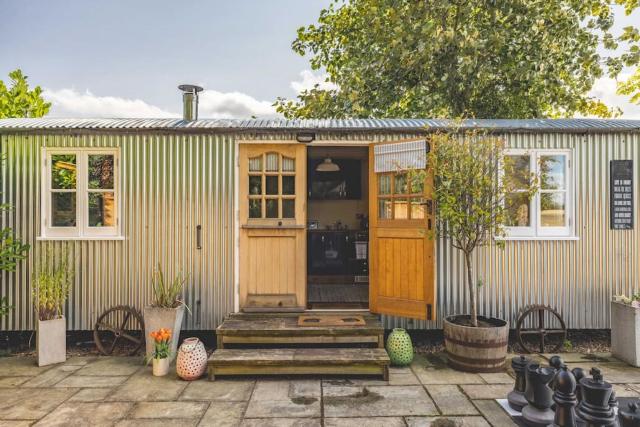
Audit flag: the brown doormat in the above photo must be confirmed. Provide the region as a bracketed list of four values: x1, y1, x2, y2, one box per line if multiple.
[297, 315, 366, 327]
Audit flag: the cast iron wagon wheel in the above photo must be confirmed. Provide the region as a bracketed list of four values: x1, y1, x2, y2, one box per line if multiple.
[516, 304, 567, 354]
[94, 305, 145, 356]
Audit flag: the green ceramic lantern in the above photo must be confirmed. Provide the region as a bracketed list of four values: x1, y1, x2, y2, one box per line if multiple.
[386, 328, 414, 366]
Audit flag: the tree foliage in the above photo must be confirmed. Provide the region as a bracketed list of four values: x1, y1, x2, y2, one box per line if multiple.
[0, 69, 51, 119]
[276, 0, 640, 119]
[408, 131, 537, 326]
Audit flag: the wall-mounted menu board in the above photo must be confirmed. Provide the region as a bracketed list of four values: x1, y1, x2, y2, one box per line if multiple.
[610, 160, 634, 230]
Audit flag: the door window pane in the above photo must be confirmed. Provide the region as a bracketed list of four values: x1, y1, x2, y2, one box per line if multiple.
[249, 199, 262, 218]
[265, 199, 278, 218]
[265, 153, 279, 172]
[52, 193, 76, 226]
[394, 173, 408, 194]
[378, 175, 391, 195]
[410, 198, 426, 219]
[282, 176, 295, 195]
[51, 155, 76, 189]
[282, 199, 295, 218]
[266, 176, 278, 195]
[394, 199, 409, 219]
[504, 155, 531, 189]
[88, 192, 115, 226]
[249, 156, 262, 172]
[505, 193, 531, 227]
[88, 155, 114, 189]
[282, 157, 295, 172]
[378, 199, 392, 219]
[249, 176, 262, 195]
[541, 193, 565, 226]
[540, 155, 565, 190]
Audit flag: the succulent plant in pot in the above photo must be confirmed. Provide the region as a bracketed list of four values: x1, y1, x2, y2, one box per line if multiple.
[32, 247, 73, 366]
[143, 264, 188, 362]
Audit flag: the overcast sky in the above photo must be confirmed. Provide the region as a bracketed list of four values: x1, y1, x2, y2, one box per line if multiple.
[1, 0, 639, 119]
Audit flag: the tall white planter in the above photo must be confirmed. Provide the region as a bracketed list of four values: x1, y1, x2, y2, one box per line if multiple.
[144, 306, 185, 361]
[37, 316, 66, 366]
[611, 300, 640, 367]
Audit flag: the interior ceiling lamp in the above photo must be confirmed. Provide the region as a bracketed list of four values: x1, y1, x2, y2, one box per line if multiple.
[316, 156, 340, 172]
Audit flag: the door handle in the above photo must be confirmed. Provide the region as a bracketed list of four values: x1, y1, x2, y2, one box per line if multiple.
[196, 225, 202, 249]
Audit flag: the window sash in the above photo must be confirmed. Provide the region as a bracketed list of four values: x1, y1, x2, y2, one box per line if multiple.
[42, 148, 120, 238]
[503, 149, 573, 238]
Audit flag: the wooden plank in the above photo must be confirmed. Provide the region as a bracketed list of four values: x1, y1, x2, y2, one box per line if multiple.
[297, 315, 366, 327]
[244, 293, 299, 309]
[221, 335, 380, 345]
[209, 348, 389, 365]
[209, 364, 386, 379]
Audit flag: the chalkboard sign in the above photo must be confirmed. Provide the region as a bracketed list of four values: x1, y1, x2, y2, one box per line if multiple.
[610, 160, 634, 230]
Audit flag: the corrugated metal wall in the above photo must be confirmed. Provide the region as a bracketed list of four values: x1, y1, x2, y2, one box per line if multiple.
[1, 133, 235, 331]
[1, 130, 638, 331]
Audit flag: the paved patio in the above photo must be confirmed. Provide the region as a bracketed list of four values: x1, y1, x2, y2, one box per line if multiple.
[0, 352, 638, 426]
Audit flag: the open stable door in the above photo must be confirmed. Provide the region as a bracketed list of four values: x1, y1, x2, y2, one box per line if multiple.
[239, 143, 307, 310]
[368, 140, 435, 320]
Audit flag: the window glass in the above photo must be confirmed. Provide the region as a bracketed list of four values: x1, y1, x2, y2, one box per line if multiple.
[282, 199, 295, 218]
[88, 155, 114, 189]
[51, 155, 76, 189]
[282, 176, 295, 195]
[282, 157, 295, 172]
[540, 193, 565, 226]
[394, 199, 409, 219]
[378, 199, 392, 219]
[394, 173, 408, 194]
[410, 198, 426, 219]
[51, 193, 76, 227]
[265, 199, 278, 218]
[504, 155, 530, 189]
[249, 156, 262, 172]
[540, 155, 565, 190]
[505, 193, 531, 227]
[249, 199, 262, 218]
[249, 176, 262, 195]
[265, 153, 279, 172]
[88, 192, 115, 227]
[265, 176, 278, 195]
[378, 175, 391, 195]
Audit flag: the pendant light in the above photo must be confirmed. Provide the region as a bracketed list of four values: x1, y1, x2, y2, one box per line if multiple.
[316, 156, 340, 172]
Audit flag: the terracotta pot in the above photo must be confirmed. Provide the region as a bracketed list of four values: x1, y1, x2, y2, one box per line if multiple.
[443, 315, 509, 373]
[152, 357, 170, 376]
[176, 337, 208, 380]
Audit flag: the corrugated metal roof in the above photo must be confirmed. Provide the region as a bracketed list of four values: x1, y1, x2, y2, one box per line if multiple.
[0, 117, 640, 132]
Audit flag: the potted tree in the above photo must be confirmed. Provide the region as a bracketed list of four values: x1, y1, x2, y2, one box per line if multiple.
[411, 129, 536, 372]
[32, 247, 73, 366]
[143, 265, 188, 361]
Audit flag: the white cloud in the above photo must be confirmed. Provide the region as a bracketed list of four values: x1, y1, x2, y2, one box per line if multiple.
[290, 70, 339, 93]
[43, 87, 279, 119]
[588, 74, 640, 119]
[44, 88, 177, 118]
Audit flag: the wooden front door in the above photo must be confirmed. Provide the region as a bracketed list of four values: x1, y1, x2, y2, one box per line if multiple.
[239, 143, 307, 309]
[368, 140, 435, 320]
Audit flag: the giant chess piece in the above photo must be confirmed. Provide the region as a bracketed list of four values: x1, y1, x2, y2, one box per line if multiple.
[619, 402, 640, 427]
[508, 355, 530, 411]
[550, 355, 565, 390]
[522, 363, 556, 427]
[576, 367, 616, 427]
[572, 368, 586, 403]
[553, 366, 578, 427]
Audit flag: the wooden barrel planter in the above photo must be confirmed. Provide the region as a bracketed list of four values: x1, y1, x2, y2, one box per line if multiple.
[443, 315, 509, 373]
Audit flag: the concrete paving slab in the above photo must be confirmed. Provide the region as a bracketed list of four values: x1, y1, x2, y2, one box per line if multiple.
[0, 387, 77, 420]
[240, 419, 321, 427]
[198, 401, 247, 426]
[108, 371, 188, 401]
[55, 375, 129, 388]
[22, 364, 82, 387]
[324, 417, 406, 427]
[473, 399, 518, 426]
[0, 377, 30, 387]
[406, 416, 491, 426]
[129, 401, 208, 419]
[0, 357, 51, 377]
[251, 380, 321, 401]
[323, 385, 437, 417]
[33, 402, 132, 427]
[180, 379, 254, 401]
[68, 387, 114, 402]
[426, 385, 478, 415]
[117, 420, 198, 427]
[461, 384, 512, 399]
[479, 373, 513, 384]
[64, 356, 99, 366]
[389, 367, 421, 385]
[613, 384, 640, 397]
[0, 421, 33, 427]
[413, 367, 485, 385]
[244, 388, 321, 418]
[542, 353, 618, 364]
[75, 357, 143, 376]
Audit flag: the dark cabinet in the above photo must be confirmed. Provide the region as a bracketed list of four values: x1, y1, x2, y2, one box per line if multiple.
[308, 159, 362, 200]
[307, 231, 368, 276]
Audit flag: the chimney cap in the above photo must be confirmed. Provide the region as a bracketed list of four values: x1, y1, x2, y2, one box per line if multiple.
[178, 84, 204, 93]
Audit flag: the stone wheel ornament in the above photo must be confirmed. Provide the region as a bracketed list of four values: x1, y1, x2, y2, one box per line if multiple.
[516, 304, 567, 354]
[94, 305, 145, 356]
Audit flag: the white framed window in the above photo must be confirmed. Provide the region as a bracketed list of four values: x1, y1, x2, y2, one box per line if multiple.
[41, 148, 121, 239]
[502, 149, 574, 239]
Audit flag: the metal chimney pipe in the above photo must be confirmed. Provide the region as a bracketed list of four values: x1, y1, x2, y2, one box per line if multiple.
[178, 84, 204, 121]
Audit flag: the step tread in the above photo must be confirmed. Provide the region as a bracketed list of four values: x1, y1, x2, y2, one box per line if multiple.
[208, 348, 390, 366]
[217, 315, 383, 336]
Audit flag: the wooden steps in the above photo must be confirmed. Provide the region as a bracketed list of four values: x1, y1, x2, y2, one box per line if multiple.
[208, 348, 390, 380]
[215, 312, 384, 349]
